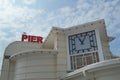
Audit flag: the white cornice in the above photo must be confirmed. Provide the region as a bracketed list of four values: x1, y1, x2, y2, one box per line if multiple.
[10, 49, 58, 61]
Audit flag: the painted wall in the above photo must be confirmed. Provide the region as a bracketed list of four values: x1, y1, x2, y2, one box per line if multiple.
[13, 51, 57, 80]
[62, 58, 120, 80]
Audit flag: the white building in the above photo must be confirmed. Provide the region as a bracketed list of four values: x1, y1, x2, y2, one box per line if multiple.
[1, 19, 120, 80]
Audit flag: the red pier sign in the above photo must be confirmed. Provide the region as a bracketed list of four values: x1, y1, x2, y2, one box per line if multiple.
[21, 34, 43, 43]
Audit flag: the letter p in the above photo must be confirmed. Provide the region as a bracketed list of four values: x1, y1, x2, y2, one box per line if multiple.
[22, 34, 27, 41]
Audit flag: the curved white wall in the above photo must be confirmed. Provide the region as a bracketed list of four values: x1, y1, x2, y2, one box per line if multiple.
[11, 51, 57, 80]
[5, 41, 43, 56]
[63, 58, 120, 80]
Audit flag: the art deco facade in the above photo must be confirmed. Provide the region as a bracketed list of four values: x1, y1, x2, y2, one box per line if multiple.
[1, 19, 120, 80]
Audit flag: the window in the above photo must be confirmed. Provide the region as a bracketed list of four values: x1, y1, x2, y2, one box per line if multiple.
[68, 30, 99, 70]
[70, 52, 99, 70]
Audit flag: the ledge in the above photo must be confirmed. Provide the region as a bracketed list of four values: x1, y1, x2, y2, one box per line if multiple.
[10, 49, 58, 61]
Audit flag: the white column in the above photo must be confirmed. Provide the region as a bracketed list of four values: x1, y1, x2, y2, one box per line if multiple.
[1, 58, 10, 80]
[95, 29, 104, 61]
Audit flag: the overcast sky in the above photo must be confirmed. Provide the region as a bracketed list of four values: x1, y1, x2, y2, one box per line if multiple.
[0, 0, 120, 70]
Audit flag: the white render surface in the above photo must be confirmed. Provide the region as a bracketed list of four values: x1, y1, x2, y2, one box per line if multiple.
[62, 58, 120, 80]
[13, 51, 57, 80]
[1, 19, 119, 80]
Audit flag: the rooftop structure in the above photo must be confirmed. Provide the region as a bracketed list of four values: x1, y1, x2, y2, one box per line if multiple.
[1, 19, 120, 80]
